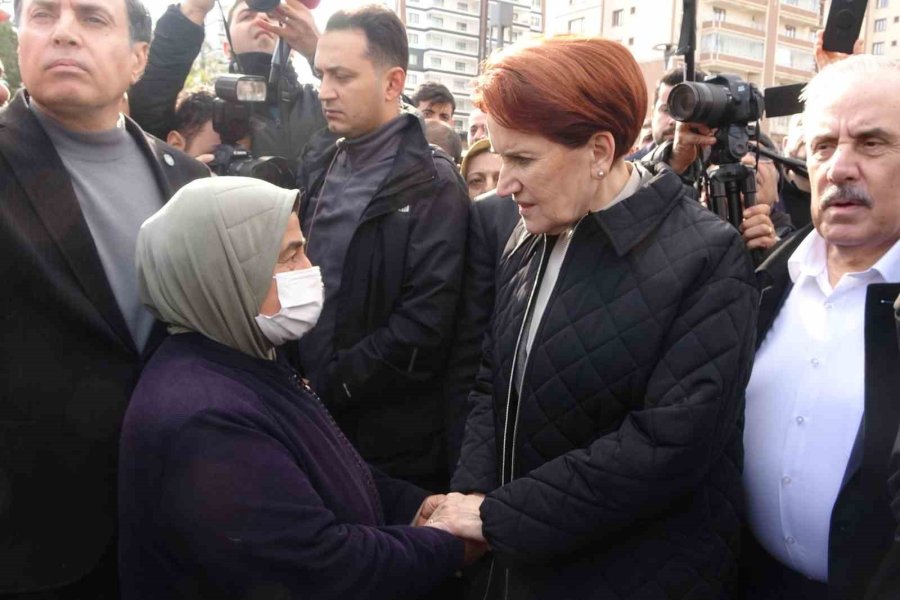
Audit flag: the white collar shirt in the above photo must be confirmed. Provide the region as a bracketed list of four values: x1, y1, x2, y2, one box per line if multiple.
[743, 230, 900, 582]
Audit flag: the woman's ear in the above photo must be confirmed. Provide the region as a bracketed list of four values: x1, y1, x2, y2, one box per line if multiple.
[588, 131, 616, 178]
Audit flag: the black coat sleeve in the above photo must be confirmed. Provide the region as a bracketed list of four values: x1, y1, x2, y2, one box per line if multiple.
[327, 156, 471, 408]
[129, 4, 204, 140]
[866, 422, 900, 599]
[478, 229, 759, 563]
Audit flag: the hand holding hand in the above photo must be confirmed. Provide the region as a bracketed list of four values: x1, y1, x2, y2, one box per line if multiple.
[412, 494, 446, 527]
[424, 492, 486, 542]
[741, 203, 779, 251]
[257, 0, 320, 61]
[669, 122, 716, 175]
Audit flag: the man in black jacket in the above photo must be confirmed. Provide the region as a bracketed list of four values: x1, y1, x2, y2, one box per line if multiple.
[0, 0, 208, 595]
[742, 54, 900, 600]
[295, 6, 469, 491]
[129, 0, 326, 163]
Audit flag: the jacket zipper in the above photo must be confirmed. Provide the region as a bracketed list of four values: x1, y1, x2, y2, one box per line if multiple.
[508, 217, 586, 484]
[501, 235, 547, 485]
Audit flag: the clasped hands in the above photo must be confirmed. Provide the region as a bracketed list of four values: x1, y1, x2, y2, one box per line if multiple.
[413, 493, 488, 565]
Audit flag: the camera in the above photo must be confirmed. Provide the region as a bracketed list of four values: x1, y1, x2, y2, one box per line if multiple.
[667, 74, 764, 164]
[209, 74, 294, 187]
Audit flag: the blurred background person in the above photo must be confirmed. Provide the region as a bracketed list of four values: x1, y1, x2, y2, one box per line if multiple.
[165, 88, 223, 162]
[431, 36, 758, 600]
[425, 118, 462, 165]
[130, 0, 326, 163]
[120, 176, 481, 600]
[412, 80, 455, 124]
[460, 138, 501, 200]
[467, 106, 487, 146]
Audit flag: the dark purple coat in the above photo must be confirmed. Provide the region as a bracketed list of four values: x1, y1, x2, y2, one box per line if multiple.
[118, 333, 463, 600]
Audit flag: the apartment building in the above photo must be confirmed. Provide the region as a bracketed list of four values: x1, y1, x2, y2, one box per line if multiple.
[857, 0, 900, 58]
[399, 0, 546, 132]
[549, 0, 823, 137]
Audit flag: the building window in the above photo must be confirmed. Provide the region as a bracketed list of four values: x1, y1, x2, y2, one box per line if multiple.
[455, 60, 466, 71]
[873, 41, 885, 54]
[612, 9, 623, 26]
[456, 22, 467, 32]
[408, 74, 418, 85]
[628, 37, 634, 45]
[457, 1, 467, 10]
[408, 33, 419, 44]
[785, 24, 796, 37]
[454, 78, 467, 90]
[431, 16, 444, 27]
[432, 56, 442, 67]
[893, 40, 898, 46]
[713, 7, 726, 23]
[434, 0, 444, 6]
[568, 17, 584, 33]
[875, 18, 887, 32]
[895, 16, 899, 22]
[531, 14, 541, 29]
[456, 40, 468, 51]
[630, 6, 635, 14]
[877, 0, 889, 8]
[408, 12, 419, 24]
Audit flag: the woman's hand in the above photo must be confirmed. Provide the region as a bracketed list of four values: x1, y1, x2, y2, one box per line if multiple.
[740, 203, 779, 251]
[411, 494, 446, 526]
[425, 492, 486, 542]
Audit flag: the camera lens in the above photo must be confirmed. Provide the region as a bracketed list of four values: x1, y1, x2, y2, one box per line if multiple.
[668, 82, 732, 126]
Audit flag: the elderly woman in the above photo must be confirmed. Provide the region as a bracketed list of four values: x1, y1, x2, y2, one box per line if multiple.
[426, 37, 759, 599]
[118, 177, 476, 599]
[461, 138, 502, 200]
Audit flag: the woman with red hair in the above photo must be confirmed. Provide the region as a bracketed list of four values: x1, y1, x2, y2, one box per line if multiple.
[426, 37, 759, 599]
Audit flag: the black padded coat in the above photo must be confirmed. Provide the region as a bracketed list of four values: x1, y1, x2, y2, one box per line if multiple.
[452, 166, 759, 599]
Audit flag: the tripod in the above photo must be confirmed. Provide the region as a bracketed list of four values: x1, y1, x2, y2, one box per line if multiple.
[706, 162, 757, 230]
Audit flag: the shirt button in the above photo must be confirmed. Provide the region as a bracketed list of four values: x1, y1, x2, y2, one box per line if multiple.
[796, 416, 805, 425]
[782, 476, 792, 485]
[824, 302, 833, 310]
[810, 358, 820, 367]
[786, 536, 796, 545]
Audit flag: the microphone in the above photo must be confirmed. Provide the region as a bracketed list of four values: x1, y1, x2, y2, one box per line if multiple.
[269, 37, 288, 89]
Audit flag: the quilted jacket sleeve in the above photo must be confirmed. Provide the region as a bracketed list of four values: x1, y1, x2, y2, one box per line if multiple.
[479, 228, 759, 563]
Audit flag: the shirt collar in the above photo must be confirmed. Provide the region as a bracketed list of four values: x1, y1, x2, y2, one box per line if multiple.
[788, 229, 900, 285]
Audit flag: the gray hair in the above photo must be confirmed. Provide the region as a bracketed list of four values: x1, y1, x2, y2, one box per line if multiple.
[802, 54, 900, 110]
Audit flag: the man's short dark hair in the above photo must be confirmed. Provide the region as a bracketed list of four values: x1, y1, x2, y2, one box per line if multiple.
[655, 66, 708, 104]
[173, 89, 216, 146]
[424, 119, 462, 164]
[14, 0, 151, 43]
[412, 81, 456, 112]
[325, 4, 408, 72]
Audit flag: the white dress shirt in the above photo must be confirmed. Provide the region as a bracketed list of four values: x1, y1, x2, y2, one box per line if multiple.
[744, 230, 900, 582]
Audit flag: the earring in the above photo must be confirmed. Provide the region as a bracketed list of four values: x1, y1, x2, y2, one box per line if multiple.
[597, 170, 605, 178]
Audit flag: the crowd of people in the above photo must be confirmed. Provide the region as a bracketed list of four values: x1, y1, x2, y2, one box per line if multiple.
[0, 0, 899, 599]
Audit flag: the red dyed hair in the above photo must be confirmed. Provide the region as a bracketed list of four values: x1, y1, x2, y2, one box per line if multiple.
[474, 36, 647, 160]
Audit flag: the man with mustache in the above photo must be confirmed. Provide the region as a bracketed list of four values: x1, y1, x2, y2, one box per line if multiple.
[741, 54, 900, 599]
[0, 0, 208, 595]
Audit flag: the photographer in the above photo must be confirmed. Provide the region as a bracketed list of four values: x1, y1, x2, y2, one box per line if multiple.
[130, 0, 326, 163]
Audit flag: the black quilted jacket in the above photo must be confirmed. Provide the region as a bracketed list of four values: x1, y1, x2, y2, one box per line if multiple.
[451, 166, 759, 599]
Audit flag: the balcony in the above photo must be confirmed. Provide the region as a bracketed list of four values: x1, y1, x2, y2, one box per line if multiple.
[778, 0, 821, 27]
[710, 0, 767, 15]
[701, 32, 765, 69]
[700, 19, 766, 40]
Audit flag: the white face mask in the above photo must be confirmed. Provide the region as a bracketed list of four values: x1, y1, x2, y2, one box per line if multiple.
[254, 266, 324, 346]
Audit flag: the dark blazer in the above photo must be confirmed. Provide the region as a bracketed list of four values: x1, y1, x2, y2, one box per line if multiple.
[0, 92, 208, 593]
[752, 226, 900, 599]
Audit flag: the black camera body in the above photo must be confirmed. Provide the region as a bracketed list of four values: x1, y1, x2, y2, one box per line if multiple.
[209, 74, 294, 188]
[668, 74, 764, 164]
